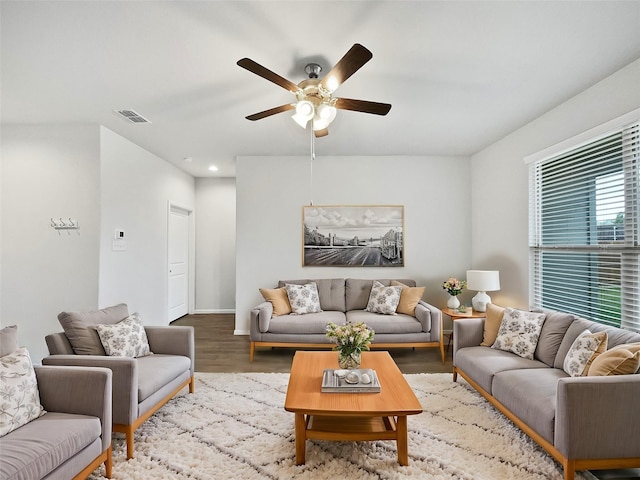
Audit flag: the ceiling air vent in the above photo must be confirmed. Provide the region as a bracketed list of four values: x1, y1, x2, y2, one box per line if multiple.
[114, 109, 151, 124]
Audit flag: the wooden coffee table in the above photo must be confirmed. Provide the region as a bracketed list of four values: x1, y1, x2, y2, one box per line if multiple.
[284, 351, 423, 466]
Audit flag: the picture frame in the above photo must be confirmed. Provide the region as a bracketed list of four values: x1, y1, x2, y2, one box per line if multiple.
[303, 205, 404, 267]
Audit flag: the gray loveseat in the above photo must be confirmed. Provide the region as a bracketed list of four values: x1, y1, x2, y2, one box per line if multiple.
[0, 365, 112, 480]
[453, 308, 640, 480]
[250, 278, 443, 362]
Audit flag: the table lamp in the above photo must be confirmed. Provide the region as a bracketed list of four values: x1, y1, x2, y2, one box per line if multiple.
[466, 270, 500, 312]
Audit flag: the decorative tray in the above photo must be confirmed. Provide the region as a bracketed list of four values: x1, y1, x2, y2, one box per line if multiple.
[321, 368, 381, 393]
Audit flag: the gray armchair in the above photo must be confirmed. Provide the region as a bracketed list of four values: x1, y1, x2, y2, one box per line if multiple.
[43, 303, 195, 459]
[0, 365, 112, 480]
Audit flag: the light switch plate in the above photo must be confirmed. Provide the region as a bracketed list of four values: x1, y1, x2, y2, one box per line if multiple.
[112, 239, 126, 251]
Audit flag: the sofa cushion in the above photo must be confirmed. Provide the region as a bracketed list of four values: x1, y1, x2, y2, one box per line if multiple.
[563, 330, 607, 377]
[491, 308, 546, 359]
[278, 279, 346, 312]
[492, 368, 568, 444]
[0, 348, 46, 437]
[95, 313, 152, 358]
[58, 303, 130, 355]
[480, 304, 505, 347]
[365, 281, 402, 315]
[588, 343, 640, 376]
[136, 354, 192, 402]
[345, 278, 416, 311]
[391, 281, 425, 316]
[285, 282, 322, 314]
[455, 346, 547, 394]
[533, 310, 577, 367]
[346, 311, 423, 334]
[259, 287, 292, 316]
[265, 311, 346, 335]
[0, 412, 101, 480]
[0, 325, 18, 357]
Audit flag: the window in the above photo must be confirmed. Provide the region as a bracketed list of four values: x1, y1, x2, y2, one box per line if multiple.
[528, 117, 639, 332]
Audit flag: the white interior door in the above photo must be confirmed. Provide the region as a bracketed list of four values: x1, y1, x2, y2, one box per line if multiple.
[168, 206, 190, 321]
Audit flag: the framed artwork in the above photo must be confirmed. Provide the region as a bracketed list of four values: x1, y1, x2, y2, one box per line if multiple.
[303, 205, 404, 267]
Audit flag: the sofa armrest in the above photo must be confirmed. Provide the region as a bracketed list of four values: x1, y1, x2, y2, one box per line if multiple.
[35, 365, 112, 452]
[145, 326, 194, 375]
[45, 332, 75, 355]
[555, 374, 640, 459]
[251, 301, 273, 336]
[42, 355, 137, 425]
[452, 317, 484, 362]
[415, 301, 441, 342]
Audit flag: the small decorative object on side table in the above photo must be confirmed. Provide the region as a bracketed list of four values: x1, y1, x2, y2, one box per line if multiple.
[442, 277, 466, 309]
[442, 307, 486, 353]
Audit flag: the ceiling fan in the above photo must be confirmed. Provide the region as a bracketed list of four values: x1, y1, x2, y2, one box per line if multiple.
[237, 44, 391, 138]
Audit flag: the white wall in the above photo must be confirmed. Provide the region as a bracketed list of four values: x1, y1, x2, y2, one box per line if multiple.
[470, 58, 640, 309]
[99, 127, 195, 325]
[195, 177, 236, 313]
[1, 126, 101, 361]
[235, 155, 471, 335]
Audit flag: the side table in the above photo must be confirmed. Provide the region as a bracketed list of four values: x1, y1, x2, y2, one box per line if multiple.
[441, 307, 486, 354]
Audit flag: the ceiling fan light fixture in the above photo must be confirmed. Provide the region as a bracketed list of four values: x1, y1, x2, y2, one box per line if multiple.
[292, 100, 315, 128]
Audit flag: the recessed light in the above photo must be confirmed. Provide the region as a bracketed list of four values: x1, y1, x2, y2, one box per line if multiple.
[208, 165, 218, 172]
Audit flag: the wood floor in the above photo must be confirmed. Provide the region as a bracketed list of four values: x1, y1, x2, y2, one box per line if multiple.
[171, 313, 454, 374]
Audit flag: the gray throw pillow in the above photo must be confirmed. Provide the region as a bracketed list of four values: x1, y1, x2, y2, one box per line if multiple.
[0, 325, 18, 357]
[58, 303, 130, 355]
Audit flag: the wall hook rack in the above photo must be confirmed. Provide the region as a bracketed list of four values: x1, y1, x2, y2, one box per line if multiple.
[51, 217, 79, 235]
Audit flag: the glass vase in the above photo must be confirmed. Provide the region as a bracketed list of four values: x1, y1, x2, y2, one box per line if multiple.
[338, 350, 361, 370]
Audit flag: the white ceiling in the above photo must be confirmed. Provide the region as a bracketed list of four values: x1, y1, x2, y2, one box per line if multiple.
[2, 1, 640, 178]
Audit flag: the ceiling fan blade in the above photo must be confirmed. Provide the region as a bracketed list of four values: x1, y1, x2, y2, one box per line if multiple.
[245, 103, 295, 121]
[314, 128, 329, 138]
[320, 44, 373, 92]
[335, 98, 392, 116]
[237, 58, 300, 94]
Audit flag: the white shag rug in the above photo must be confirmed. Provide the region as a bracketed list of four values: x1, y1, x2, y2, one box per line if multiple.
[89, 372, 597, 480]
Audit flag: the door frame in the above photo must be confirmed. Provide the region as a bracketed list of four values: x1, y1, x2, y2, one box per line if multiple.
[167, 201, 195, 320]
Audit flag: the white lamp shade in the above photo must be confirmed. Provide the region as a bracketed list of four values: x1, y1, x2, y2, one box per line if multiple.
[466, 270, 500, 312]
[466, 270, 500, 292]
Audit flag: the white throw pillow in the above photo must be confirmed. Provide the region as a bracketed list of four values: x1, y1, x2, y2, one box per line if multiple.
[285, 283, 322, 315]
[0, 347, 46, 437]
[96, 313, 152, 357]
[491, 308, 546, 359]
[563, 330, 608, 377]
[365, 280, 402, 315]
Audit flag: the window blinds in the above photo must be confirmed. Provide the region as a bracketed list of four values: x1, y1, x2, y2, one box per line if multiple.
[529, 121, 640, 332]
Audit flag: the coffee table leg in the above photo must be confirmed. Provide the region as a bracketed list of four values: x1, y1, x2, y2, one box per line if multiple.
[295, 413, 306, 465]
[397, 415, 409, 466]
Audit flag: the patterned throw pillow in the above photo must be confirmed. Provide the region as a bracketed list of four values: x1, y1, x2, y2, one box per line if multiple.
[95, 313, 152, 357]
[563, 330, 608, 377]
[285, 283, 322, 315]
[491, 308, 546, 359]
[0, 347, 46, 437]
[365, 280, 403, 315]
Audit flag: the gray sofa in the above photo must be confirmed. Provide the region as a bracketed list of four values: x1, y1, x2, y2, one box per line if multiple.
[250, 278, 443, 362]
[452, 309, 640, 480]
[43, 303, 194, 460]
[0, 365, 112, 480]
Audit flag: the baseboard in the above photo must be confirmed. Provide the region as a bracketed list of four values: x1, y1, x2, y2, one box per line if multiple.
[193, 309, 235, 314]
[234, 329, 249, 336]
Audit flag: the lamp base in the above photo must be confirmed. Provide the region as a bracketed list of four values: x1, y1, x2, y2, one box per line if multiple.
[472, 291, 491, 312]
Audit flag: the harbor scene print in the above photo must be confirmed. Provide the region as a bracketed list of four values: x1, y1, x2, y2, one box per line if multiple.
[303, 205, 404, 267]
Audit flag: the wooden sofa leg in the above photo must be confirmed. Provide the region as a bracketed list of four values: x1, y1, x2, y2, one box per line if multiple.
[189, 375, 195, 393]
[250, 342, 255, 363]
[453, 367, 458, 382]
[105, 446, 113, 478]
[563, 460, 575, 480]
[125, 427, 135, 460]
